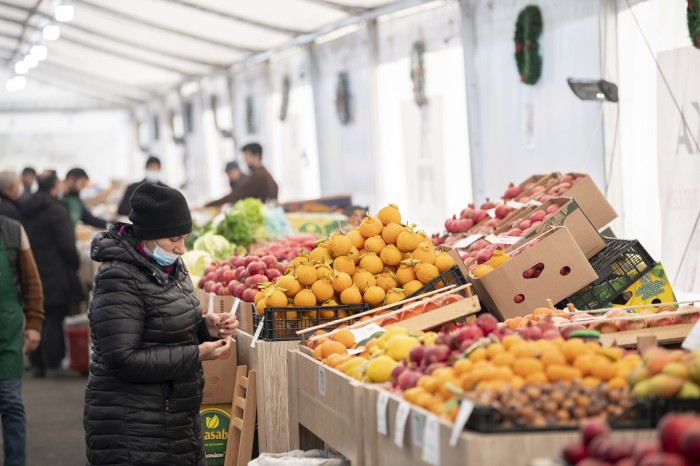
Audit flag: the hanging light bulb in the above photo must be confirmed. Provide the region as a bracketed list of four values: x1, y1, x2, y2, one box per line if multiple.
[30, 45, 48, 61]
[54, 3, 74, 22]
[6, 76, 27, 93]
[43, 25, 60, 41]
[24, 55, 38, 69]
[14, 60, 29, 75]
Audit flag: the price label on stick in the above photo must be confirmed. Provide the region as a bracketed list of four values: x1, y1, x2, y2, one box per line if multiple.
[451, 234, 483, 250]
[207, 292, 214, 315]
[506, 200, 525, 209]
[485, 234, 520, 245]
[486, 208, 496, 218]
[411, 411, 424, 447]
[682, 320, 700, 350]
[230, 298, 240, 317]
[376, 392, 389, 436]
[318, 366, 326, 397]
[394, 402, 411, 447]
[250, 317, 264, 348]
[422, 416, 441, 466]
[449, 400, 474, 446]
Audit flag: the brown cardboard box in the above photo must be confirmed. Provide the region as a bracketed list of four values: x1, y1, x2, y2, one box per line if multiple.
[515, 197, 605, 259]
[470, 227, 597, 321]
[201, 338, 238, 405]
[565, 173, 618, 229]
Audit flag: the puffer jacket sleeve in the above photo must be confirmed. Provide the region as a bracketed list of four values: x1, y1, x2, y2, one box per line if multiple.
[91, 265, 200, 383]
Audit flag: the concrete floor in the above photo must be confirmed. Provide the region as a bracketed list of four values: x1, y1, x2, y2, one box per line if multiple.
[1, 373, 87, 465]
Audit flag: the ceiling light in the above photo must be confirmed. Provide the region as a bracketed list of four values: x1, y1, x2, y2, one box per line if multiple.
[55, 4, 74, 22]
[567, 78, 619, 103]
[31, 45, 48, 61]
[43, 25, 60, 41]
[24, 55, 38, 69]
[14, 61, 29, 75]
[6, 76, 26, 93]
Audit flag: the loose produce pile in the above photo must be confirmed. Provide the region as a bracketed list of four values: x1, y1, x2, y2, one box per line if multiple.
[517, 173, 584, 204]
[248, 233, 318, 263]
[561, 414, 700, 466]
[629, 346, 700, 399]
[252, 205, 456, 315]
[443, 200, 514, 235]
[197, 254, 286, 301]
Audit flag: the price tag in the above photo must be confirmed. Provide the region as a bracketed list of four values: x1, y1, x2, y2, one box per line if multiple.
[486, 208, 496, 218]
[526, 199, 543, 207]
[485, 234, 521, 245]
[208, 292, 214, 314]
[682, 320, 700, 350]
[347, 347, 365, 355]
[449, 400, 474, 446]
[350, 323, 385, 344]
[422, 416, 441, 466]
[506, 200, 525, 209]
[393, 402, 411, 447]
[411, 411, 424, 447]
[451, 234, 483, 250]
[230, 298, 240, 316]
[250, 316, 264, 348]
[376, 392, 390, 436]
[318, 365, 326, 397]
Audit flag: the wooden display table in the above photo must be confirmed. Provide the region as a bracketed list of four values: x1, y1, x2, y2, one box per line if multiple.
[288, 349, 366, 466]
[235, 330, 298, 454]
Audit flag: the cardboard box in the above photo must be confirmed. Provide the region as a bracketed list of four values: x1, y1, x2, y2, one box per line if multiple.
[288, 350, 366, 465]
[282, 194, 353, 213]
[611, 263, 677, 308]
[470, 227, 597, 321]
[200, 404, 232, 466]
[202, 337, 238, 405]
[514, 198, 605, 259]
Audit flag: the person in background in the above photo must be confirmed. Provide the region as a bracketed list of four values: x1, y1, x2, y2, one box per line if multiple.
[18, 167, 36, 204]
[62, 168, 108, 229]
[84, 183, 238, 465]
[0, 213, 44, 466]
[225, 161, 247, 190]
[205, 143, 278, 207]
[0, 170, 23, 222]
[20, 173, 81, 377]
[117, 156, 167, 217]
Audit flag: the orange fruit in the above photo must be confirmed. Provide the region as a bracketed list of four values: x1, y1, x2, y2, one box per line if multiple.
[582, 376, 602, 388]
[511, 343, 540, 358]
[511, 376, 526, 389]
[589, 359, 616, 381]
[540, 350, 567, 368]
[525, 371, 549, 384]
[513, 358, 544, 377]
[486, 343, 506, 359]
[492, 353, 516, 367]
[563, 338, 587, 363]
[468, 347, 488, 362]
[453, 359, 474, 376]
[321, 341, 348, 358]
[333, 329, 356, 349]
[573, 354, 595, 376]
[546, 364, 582, 382]
[607, 376, 628, 389]
[502, 335, 525, 350]
[313, 343, 325, 360]
[418, 375, 441, 394]
[325, 353, 350, 368]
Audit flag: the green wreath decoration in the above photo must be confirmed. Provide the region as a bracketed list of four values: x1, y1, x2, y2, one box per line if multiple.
[688, 0, 700, 49]
[514, 5, 543, 85]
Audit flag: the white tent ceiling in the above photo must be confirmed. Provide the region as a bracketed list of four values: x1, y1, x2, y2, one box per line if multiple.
[0, 0, 397, 111]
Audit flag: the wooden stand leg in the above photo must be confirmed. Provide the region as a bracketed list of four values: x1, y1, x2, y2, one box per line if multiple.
[225, 366, 257, 466]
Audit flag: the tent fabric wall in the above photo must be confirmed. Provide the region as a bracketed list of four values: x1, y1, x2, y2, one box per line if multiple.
[469, 0, 605, 203]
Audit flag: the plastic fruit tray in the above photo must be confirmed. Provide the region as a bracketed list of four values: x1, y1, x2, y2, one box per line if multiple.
[252, 303, 368, 341]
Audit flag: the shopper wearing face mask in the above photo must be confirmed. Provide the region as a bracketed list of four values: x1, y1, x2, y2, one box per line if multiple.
[117, 156, 168, 217]
[84, 182, 238, 466]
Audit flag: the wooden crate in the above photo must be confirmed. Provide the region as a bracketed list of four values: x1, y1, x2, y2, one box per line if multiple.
[363, 387, 654, 466]
[393, 294, 480, 332]
[599, 323, 693, 347]
[288, 350, 366, 466]
[235, 330, 298, 454]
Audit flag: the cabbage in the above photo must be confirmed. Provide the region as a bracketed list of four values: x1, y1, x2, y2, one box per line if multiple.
[193, 231, 237, 260]
[181, 250, 212, 277]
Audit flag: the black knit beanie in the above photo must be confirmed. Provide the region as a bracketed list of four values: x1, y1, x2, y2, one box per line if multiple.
[129, 183, 192, 240]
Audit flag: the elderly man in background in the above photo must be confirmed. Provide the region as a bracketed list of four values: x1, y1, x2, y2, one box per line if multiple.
[0, 171, 23, 222]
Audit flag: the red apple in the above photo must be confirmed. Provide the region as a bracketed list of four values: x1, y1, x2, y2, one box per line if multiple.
[222, 269, 236, 283]
[679, 426, 700, 463]
[638, 453, 687, 466]
[562, 441, 588, 465]
[211, 283, 223, 295]
[530, 210, 546, 223]
[260, 255, 278, 268]
[266, 269, 282, 281]
[241, 288, 257, 303]
[227, 280, 241, 296]
[582, 419, 611, 447]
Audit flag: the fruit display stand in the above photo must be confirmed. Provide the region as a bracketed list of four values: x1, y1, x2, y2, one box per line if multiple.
[363, 387, 654, 466]
[234, 330, 299, 453]
[288, 349, 367, 466]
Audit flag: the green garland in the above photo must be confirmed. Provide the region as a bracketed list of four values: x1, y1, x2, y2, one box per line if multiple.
[514, 5, 543, 85]
[689, 0, 700, 49]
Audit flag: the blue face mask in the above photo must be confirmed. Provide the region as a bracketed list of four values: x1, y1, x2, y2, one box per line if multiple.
[146, 241, 179, 266]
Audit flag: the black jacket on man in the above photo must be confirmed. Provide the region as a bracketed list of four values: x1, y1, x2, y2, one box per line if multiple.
[84, 225, 210, 465]
[20, 191, 81, 308]
[0, 193, 21, 222]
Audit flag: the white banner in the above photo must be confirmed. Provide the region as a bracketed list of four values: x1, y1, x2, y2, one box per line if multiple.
[658, 47, 700, 293]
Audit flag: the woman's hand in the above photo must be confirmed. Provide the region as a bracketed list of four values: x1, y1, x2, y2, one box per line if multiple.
[206, 312, 239, 339]
[198, 337, 231, 362]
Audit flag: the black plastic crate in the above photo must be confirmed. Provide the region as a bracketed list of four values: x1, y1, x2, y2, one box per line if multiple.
[465, 401, 652, 434]
[558, 237, 655, 310]
[251, 303, 369, 341]
[650, 398, 700, 426]
[407, 265, 469, 299]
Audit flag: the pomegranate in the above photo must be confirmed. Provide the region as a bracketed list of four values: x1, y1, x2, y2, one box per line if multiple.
[503, 182, 523, 200]
[494, 204, 512, 219]
[480, 198, 497, 210]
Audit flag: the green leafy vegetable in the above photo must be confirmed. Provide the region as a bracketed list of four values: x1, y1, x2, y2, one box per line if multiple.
[215, 198, 266, 247]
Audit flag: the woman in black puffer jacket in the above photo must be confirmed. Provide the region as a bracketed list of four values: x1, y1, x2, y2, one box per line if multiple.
[84, 183, 238, 466]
